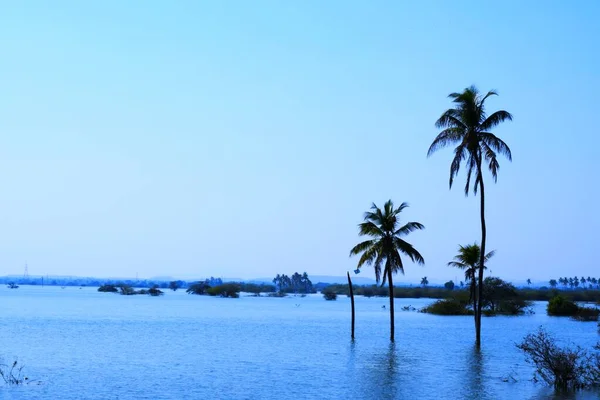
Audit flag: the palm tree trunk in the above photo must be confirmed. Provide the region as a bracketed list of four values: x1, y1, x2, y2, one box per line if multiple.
[471, 280, 477, 331]
[475, 163, 487, 348]
[388, 272, 395, 342]
[347, 272, 355, 340]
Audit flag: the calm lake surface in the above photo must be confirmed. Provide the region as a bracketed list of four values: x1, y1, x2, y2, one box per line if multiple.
[0, 286, 599, 399]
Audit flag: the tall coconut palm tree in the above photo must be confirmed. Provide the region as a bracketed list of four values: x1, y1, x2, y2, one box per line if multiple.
[350, 200, 425, 342]
[428, 86, 512, 347]
[447, 243, 495, 320]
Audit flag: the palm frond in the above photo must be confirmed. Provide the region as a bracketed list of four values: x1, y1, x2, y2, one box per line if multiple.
[481, 142, 499, 182]
[349, 239, 377, 257]
[394, 237, 425, 265]
[356, 245, 378, 269]
[484, 250, 496, 262]
[358, 221, 384, 237]
[427, 128, 465, 156]
[463, 154, 479, 196]
[388, 249, 405, 276]
[449, 144, 466, 189]
[480, 90, 498, 104]
[394, 221, 425, 236]
[393, 201, 409, 215]
[373, 250, 385, 284]
[447, 261, 467, 269]
[383, 200, 394, 218]
[434, 110, 467, 129]
[480, 132, 512, 161]
[480, 110, 513, 131]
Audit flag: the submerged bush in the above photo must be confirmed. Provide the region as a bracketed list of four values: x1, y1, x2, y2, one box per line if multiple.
[0, 360, 29, 385]
[98, 284, 118, 293]
[119, 285, 137, 296]
[239, 283, 276, 296]
[421, 299, 472, 315]
[186, 282, 211, 295]
[323, 289, 337, 301]
[148, 286, 164, 296]
[495, 298, 534, 315]
[517, 327, 600, 391]
[573, 307, 600, 322]
[547, 295, 579, 316]
[207, 283, 240, 298]
[481, 277, 533, 315]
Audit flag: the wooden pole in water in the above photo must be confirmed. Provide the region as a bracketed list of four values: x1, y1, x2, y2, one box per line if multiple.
[347, 271, 355, 340]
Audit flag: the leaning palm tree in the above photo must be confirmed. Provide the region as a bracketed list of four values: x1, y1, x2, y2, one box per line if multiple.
[428, 86, 512, 347]
[350, 200, 425, 342]
[447, 243, 495, 318]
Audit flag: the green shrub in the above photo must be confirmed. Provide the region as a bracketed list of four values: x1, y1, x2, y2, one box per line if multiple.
[547, 295, 579, 316]
[207, 283, 240, 298]
[421, 299, 472, 315]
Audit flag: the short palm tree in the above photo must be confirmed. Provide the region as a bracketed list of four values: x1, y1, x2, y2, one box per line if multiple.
[350, 200, 424, 342]
[428, 85, 512, 347]
[447, 243, 495, 314]
[421, 277, 428, 287]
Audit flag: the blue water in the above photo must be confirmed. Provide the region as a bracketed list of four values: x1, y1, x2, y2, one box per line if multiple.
[0, 286, 598, 399]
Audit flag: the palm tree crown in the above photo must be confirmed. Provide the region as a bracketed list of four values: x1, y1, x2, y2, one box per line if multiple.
[427, 86, 513, 195]
[349, 200, 425, 283]
[447, 243, 494, 282]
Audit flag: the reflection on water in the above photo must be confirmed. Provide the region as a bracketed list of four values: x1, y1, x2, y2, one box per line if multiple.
[353, 342, 398, 400]
[0, 287, 599, 399]
[467, 347, 486, 400]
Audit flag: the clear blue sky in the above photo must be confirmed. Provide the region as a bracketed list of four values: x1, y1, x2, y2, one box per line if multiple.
[0, 1, 598, 282]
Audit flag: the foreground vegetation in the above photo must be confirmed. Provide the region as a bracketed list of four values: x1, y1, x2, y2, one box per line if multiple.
[0, 360, 29, 386]
[518, 328, 600, 391]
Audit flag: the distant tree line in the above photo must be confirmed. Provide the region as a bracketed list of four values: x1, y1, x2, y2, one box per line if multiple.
[320, 279, 600, 304]
[272, 272, 314, 294]
[549, 277, 600, 290]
